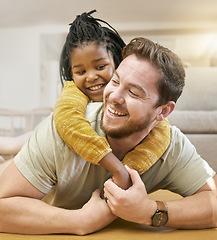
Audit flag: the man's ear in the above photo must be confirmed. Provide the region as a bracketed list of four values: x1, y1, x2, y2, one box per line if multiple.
[156, 101, 175, 121]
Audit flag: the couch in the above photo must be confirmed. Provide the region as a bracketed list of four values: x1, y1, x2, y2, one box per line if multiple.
[167, 67, 217, 172]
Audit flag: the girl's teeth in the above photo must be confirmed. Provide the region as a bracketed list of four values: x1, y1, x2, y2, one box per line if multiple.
[89, 85, 103, 91]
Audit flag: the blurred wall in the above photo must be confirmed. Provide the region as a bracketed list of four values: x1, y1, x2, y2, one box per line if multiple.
[0, 24, 217, 111]
[0, 27, 40, 110]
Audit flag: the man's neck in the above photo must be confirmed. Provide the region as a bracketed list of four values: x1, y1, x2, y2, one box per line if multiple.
[107, 127, 152, 161]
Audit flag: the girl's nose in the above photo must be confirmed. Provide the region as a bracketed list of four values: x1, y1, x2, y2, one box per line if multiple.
[86, 71, 98, 82]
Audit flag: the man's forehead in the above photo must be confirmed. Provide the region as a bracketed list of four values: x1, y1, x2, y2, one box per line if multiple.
[115, 55, 139, 76]
[116, 55, 159, 81]
[114, 54, 160, 98]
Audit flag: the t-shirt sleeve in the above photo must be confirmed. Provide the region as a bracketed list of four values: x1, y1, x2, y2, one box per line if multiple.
[154, 126, 216, 197]
[14, 114, 64, 194]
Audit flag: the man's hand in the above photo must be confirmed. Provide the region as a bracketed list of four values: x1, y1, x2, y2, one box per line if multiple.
[103, 165, 156, 225]
[79, 189, 117, 235]
[0, 162, 116, 235]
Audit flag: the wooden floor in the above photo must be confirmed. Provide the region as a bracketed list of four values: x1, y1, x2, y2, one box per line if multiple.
[0, 218, 216, 240]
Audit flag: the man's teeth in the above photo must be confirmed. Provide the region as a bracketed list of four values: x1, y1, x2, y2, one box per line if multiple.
[108, 106, 126, 116]
[89, 85, 103, 91]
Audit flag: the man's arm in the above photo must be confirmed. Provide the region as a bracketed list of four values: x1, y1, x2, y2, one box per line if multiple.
[104, 166, 217, 229]
[0, 162, 116, 235]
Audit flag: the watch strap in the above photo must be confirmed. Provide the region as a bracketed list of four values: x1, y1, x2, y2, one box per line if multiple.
[156, 201, 168, 212]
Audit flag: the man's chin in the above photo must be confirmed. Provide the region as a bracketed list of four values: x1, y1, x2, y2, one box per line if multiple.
[105, 131, 127, 139]
[101, 123, 131, 139]
[101, 112, 133, 138]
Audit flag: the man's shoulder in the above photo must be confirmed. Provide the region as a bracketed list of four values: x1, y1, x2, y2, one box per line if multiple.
[162, 125, 194, 161]
[85, 102, 103, 122]
[169, 125, 187, 145]
[85, 102, 104, 136]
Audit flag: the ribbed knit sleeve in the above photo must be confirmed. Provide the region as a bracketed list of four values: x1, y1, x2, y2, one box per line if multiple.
[123, 118, 170, 175]
[53, 81, 111, 164]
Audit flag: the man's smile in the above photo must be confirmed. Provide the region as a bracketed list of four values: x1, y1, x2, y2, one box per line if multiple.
[107, 105, 127, 117]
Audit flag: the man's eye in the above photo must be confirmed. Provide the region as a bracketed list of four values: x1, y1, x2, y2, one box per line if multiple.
[129, 90, 139, 97]
[111, 78, 119, 85]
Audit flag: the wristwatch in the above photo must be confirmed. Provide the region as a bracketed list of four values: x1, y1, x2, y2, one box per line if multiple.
[151, 201, 168, 227]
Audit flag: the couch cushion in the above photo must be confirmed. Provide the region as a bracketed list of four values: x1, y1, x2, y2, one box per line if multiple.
[175, 67, 217, 111]
[168, 110, 217, 133]
[186, 134, 217, 173]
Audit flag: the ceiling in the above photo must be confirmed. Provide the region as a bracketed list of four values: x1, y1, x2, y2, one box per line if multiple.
[1, 0, 217, 31]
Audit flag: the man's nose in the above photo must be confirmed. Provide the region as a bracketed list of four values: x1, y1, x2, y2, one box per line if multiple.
[109, 88, 125, 105]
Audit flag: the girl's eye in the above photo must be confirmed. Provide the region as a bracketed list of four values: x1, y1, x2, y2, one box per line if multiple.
[76, 70, 85, 75]
[96, 64, 106, 70]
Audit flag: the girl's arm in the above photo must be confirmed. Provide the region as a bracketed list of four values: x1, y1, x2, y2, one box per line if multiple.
[53, 81, 112, 163]
[122, 118, 171, 175]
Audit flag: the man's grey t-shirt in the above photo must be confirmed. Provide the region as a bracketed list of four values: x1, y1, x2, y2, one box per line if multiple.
[14, 102, 216, 209]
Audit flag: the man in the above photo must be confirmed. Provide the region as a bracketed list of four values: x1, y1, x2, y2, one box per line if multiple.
[0, 37, 216, 235]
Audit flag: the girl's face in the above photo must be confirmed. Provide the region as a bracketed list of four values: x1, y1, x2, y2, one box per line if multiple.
[70, 43, 115, 102]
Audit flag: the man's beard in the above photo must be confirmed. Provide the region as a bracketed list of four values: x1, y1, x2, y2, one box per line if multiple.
[100, 110, 152, 139]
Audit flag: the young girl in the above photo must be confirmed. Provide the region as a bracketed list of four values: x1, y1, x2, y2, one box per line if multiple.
[53, 10, 171, 190]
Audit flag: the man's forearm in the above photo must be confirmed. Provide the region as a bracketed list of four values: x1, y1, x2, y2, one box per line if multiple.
[165, 190, 217, 229]
[0, 190, 116, 235]
[0, 196, 82, 234]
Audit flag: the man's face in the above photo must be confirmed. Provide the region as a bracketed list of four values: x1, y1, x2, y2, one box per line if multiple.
[101, 54, 162, 139]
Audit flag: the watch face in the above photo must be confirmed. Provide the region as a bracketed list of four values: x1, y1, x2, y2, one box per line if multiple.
[152, 211, 168, 227]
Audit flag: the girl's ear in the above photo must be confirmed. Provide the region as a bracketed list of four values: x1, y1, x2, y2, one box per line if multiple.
[156, 101, 175, 121]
